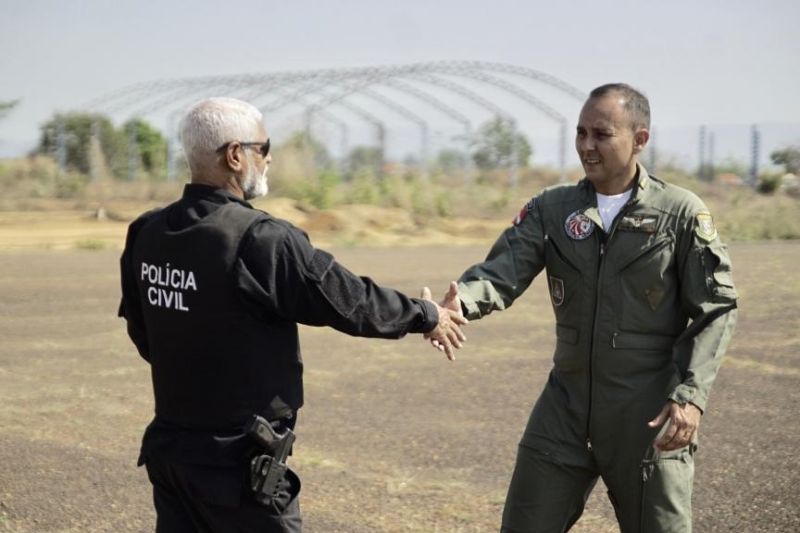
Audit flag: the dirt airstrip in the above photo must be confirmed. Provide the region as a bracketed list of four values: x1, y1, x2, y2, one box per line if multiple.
[1, 222, 799, 531]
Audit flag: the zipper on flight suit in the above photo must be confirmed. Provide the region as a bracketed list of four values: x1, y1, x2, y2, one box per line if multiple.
[586, 233, 605, 453]
[585, 197, 638, 454]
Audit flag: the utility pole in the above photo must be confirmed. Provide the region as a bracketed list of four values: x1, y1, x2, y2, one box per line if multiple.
[708, 131, 715, 182]
[89, 120, 100, 182]
[420, 123, 430, 180]
[166, 111, 181, 183]
[697, 125, 706, 181]
[509, 119, 519, 189]
[648, 126, 657, 174]
[749, 124, 760, 187]
[127, 122, 140, 181]
[377, 124, 386, 178]
[56, 115, 67, 177]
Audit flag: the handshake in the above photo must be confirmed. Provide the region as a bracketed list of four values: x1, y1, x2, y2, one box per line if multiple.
[420, 281, 468, 361]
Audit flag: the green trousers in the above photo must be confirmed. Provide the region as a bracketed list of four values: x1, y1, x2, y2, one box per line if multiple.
[500, 441, 695, 533]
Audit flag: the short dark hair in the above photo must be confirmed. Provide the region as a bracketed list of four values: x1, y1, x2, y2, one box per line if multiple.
[589, 83, 650, 130]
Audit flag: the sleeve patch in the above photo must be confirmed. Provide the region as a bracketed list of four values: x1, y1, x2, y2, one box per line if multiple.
[694, 212, 718, 242]
[307, 249, 335, 281]
[513, 197, 537, 226]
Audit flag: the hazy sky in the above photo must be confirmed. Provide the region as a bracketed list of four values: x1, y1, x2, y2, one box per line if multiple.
[1, 0, 798, 165]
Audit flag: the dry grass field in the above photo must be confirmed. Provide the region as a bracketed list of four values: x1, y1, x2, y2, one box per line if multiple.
[1, 211, 799, 532]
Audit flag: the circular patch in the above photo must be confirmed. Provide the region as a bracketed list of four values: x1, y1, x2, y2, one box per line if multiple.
[564, 210, 595, 240]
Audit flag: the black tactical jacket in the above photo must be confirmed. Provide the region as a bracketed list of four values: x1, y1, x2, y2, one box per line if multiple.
[119, 184, 438, 465]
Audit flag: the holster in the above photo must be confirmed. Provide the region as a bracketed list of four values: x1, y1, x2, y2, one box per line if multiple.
[250, 454, 289, 506]
[246, 414, 295, 507]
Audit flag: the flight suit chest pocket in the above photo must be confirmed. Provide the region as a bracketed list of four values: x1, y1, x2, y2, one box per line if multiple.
[614, 233, 674, 278]
[613, 234, 680, 334]
[544, 234, 583, 314]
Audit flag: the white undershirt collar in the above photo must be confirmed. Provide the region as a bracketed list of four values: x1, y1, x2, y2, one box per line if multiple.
[596, 189, 633, 232]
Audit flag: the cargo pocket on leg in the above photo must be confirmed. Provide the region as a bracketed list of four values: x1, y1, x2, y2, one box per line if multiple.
[640, 444, 695, 533]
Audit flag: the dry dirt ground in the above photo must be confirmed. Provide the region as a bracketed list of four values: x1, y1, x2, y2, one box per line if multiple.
[1, 233, 799, 531]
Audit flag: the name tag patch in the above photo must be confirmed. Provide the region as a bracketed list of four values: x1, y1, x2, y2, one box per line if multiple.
[618, 214, 658, 233]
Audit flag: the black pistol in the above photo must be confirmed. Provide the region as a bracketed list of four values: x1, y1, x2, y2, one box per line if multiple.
[246, 414, 296, 506]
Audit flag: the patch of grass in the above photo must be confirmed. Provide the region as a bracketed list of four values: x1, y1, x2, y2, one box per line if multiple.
[710, 190, 800, 240]
[74, 238, 106, 250]
[2, 153, 799, 242]
[292, 451, 345, 470]
[723, 356, 800, 377]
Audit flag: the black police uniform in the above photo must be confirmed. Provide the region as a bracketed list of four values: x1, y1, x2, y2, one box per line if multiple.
[119, 184, 439, 532]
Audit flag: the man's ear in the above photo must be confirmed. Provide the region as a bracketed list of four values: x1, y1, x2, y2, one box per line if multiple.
[632, 128, 650, 154]
[225, 142, 244, 171]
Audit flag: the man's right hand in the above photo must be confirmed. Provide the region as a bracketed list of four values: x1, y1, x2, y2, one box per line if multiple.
[421, 282, 468, 361]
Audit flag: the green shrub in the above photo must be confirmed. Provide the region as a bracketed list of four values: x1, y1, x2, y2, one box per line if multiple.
[347, 170, 380, 205]
[75, 239, 106, 250]
[756, 173, 782, 194]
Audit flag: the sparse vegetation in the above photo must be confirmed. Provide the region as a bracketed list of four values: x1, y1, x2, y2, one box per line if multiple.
[771, 145, 800, 174]
[470, 117, 532, 170]
[35, 111, 167, 181]
[75, 238, 107, 250]
[1, 128, 797, 242]
[0, 99, 20, 121]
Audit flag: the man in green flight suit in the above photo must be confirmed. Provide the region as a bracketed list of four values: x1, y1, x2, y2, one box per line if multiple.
[431, 83, 738, 532]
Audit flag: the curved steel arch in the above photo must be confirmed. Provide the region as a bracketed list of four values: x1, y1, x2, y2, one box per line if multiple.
[405, 73, 513, 120]
[255, 66, 569, 175]
[420, 60, 586, 101]
[381, 79, 471, 131]
[323, 100, 388, 171]
[256, 74, 472, 168]
[293, 79, 433, 172]
[339, 87, 430, 170]
[251, 81, 388, 161]
[440, 70, 570, 180]
[294, 102, 351, 161]
[83, 60, 586, 115]
[261, 69, 475, 133]
[126, 81, 232, 118]
[446, 71, 567, 123]
[77, 61, 585, 181]
[252, 71, 469, 169]
[258, 73, 472, 133]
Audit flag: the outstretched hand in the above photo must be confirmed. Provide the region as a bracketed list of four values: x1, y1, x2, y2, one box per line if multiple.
[648, 401, 702, 451]
[421, 282, 468, 361]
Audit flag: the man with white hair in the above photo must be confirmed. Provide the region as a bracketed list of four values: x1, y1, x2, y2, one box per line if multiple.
[119, 97, 466, 532]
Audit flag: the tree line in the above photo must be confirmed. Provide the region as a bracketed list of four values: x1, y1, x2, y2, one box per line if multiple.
[36, 113, 168, 179]
[29, 111, 533, 181]
[10, 105, 799, 186]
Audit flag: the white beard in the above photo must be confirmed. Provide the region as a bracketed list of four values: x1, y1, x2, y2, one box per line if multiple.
[242, 158, 269, 200]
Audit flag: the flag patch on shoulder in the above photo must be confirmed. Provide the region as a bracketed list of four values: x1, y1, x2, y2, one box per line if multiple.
[513, 197, 537, 225]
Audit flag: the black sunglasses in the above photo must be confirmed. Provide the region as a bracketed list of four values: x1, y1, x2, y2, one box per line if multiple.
[216, 139, 270, 158]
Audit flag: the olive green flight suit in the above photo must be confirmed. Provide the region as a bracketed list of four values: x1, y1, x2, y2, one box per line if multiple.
[457, 165, 738, 533]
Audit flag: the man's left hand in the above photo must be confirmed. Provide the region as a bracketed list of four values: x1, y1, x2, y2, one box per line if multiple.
[647, 401, 702, 451]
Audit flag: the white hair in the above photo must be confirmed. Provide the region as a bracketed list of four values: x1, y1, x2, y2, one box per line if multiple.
[180, 97, 263, 169]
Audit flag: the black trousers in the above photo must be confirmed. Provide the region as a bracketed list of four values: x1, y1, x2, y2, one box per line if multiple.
[145, 455, 302, 533]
